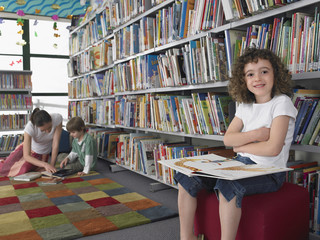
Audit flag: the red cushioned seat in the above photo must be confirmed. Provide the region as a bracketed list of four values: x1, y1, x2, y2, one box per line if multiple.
[194, 182, 309, 240]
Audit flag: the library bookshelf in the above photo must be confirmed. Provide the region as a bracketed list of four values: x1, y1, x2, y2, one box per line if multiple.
[68, 0, 320, 237]
[0, 70, 32, 156]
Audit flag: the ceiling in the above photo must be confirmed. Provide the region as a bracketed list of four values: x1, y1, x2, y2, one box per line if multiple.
[0, 0, 88, 19]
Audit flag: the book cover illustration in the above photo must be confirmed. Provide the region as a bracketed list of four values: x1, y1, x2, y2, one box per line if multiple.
[159, 153, 292, 180]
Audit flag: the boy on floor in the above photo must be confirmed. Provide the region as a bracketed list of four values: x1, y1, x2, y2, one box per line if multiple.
[60, 117, 97, 176]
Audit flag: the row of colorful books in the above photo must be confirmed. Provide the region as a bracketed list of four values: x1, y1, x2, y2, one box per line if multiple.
[292, 89, 320, 146]
[224, 8, 320, 77]
[114, 92, 235, 135]
[115, 132, 235, 184]
[68, 99, 115, 126]
[0, 134, 23, 152]
[68, 70, 115, 99]
[69, 7, 113, 55]
[221, 0, 300, 21]
[68, 39, 113, 77]
[113, 55, 160, 91]
[0, 114, 28, 131]
[157, 36, 228, 86]
[69, 21, 99, 55]
[113, 36, 228, 92]
[0, 73, 32, 90]
[113, 17, 155, 59]
[108, 0, 153, 28]
[286, 160, 320, 234]
[87, 128, 123, 160]
[67, 91, 234, 136]
[0, 94, 32, 110]
[113, 0, 224, 60]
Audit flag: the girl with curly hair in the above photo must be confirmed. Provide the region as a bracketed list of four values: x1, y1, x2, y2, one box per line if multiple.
[175, 48, 297, 240]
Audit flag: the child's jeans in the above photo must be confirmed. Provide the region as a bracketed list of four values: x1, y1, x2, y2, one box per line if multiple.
[174, 155, 286, 208]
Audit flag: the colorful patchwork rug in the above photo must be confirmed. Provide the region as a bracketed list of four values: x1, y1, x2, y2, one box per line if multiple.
[0, 172, 177, 240]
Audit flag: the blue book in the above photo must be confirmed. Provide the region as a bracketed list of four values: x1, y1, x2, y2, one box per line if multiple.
[297, 99, 319, 144]
[132, 24, 140, 54]
[147, 55, 160, 88]
[170, 96, 180, 131]
[189, 40, 198, 83]
[94, 73, 105, 96]
[179, 0, 188, 39]
[293, 99, 311, 143]
[173, 2, 182, 41]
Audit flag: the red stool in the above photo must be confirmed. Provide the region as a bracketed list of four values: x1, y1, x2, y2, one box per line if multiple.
[194, 182, 309, 240]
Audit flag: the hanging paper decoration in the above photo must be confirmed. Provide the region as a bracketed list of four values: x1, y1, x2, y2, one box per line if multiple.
[9, 61, 14, 66]
[54, 33, 60, 38]
[0, 18, 3, 36]
[51, 4, 61, 10]
[16, 59, 22, 64]
[17, 29, 23, 34]
[33, 19, 39, 37]
[67, 15, 73, 20]
[16, 39, 26, 46]
[52, 15, 59, 21]
[17, 10, 25, 16]
[0, 6, 5, 11]
[35, 9, 41, 14]
[17, 18, 24, 26]
[53, 44, 58, 49]
[53, 22, 58, 30]
[16, 0, 26, 5]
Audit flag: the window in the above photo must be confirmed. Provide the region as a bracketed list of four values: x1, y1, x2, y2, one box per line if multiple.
[0, 19, 23, 70]
[29, 19, 70, 55]
[0, 18, 70, 125]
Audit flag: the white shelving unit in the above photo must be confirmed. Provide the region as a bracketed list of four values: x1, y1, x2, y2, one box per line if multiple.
[68, 1, 320, 236]
[0, 70, 32, 155]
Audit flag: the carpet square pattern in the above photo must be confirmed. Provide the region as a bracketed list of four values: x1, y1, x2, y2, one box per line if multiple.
[0, 173, 177, 240]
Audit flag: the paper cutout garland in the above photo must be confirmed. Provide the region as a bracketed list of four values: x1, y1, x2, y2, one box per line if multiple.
[16, 0, 26, 5]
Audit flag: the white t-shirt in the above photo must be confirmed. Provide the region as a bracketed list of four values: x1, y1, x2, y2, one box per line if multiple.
[24, 113, 63, 154]
[235, 94, 297, 168]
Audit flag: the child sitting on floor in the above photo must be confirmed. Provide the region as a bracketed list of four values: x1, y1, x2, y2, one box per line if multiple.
[60, 117, 97, 176]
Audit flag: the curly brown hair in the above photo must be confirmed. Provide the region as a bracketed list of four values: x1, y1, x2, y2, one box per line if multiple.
[228, 48, 293, 103]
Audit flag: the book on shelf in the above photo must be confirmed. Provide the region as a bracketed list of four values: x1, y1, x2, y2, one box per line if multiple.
[224, 29, 246, 75]
[159, 153, 292, 181]
[296, 99, 319, 144]
[310, 120, 320, 146]
[220, 0, 235, 21]
[139, 138, 163, 175]
[287, 161, 318, 184]
[13, 172, 42, 181]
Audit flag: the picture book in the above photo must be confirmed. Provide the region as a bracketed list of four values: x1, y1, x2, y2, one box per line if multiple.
[140, 138, 163, 175]
[13, 172, 42, 181]
[38, 178, 63, 185]
[158, 153, 292, 180]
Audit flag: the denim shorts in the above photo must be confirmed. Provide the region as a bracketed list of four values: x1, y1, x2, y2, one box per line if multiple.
[174, 155, 285, 208]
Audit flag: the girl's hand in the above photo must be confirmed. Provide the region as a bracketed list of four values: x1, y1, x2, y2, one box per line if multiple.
[43, 162, 57, 173]
[255, 127, 270, 142]
[77, 172, 86, 176]
[60, 158, 68, 169]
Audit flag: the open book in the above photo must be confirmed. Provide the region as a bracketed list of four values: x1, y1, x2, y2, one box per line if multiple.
[158, 154, 292, 180]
